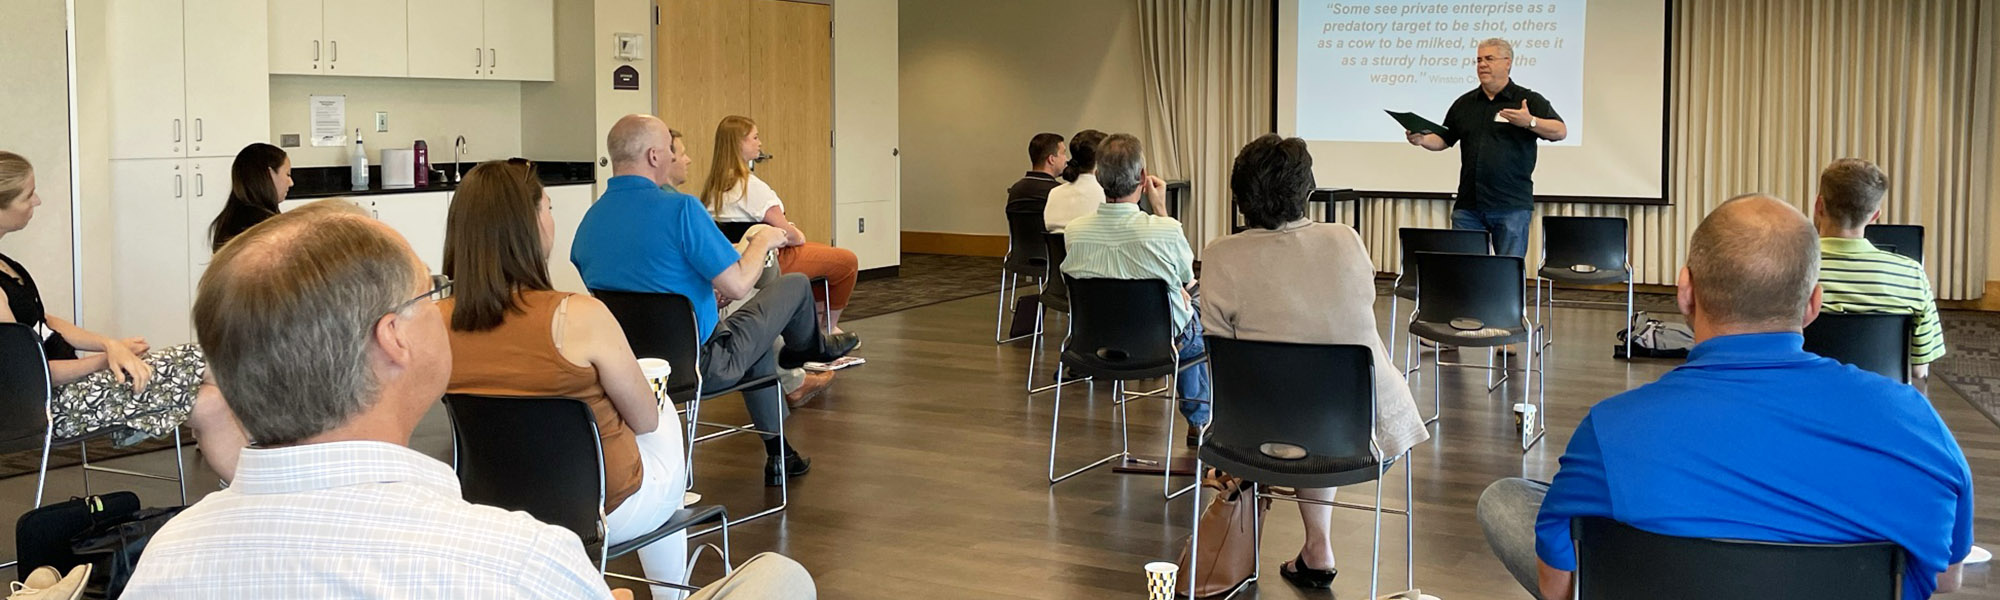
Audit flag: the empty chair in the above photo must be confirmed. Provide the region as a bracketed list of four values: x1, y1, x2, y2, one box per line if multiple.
[1027, 233, 1085, 394]
[995, 207, 1052, 344]
[1189, 339, 1414, 600]
[1390, 228, 1491, 371]
[590, 290, 790, 524]
[1803, 312, 1912, 383]
[0, 322, 187, 509]
[444, 394, 731, 593]
[1863, 224, 1924, 264]
[1048, 277, 1207, 499]
[1572, 516, 1904, 600]
[1535, 216, 1635, 357]
[1406, 251, 1545, 450]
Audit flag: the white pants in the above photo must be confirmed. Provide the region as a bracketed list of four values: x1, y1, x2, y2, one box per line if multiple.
[604, 411, 691, 599]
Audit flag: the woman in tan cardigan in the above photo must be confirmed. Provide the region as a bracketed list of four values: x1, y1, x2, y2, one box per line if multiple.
[1200, 134, 1431, 589]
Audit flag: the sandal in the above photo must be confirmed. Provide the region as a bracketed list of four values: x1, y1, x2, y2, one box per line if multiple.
[1279, 551, 1337, 589]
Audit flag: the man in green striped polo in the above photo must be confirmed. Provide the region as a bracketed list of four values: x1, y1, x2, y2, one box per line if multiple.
[1812, 158, 1943, 379]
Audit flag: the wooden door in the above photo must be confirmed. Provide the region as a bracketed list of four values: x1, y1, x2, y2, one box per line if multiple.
[748, 0, 832, 242]
[656, 0, 750, 201]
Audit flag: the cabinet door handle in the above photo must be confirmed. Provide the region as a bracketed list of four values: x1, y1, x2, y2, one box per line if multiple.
[475, 47, 483, 69]
[175, 174, 184, 198]
[194, 118, 203, 142]
[312, 40, 320, 62]
[196, 173, 204, 197]
[172, 119, 181, 143]
[330, 40, 338, 62]
[489, 48, 497, 70]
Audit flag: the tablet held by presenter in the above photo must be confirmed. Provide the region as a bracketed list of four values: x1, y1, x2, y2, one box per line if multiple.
[1406, 37, 1567, 258]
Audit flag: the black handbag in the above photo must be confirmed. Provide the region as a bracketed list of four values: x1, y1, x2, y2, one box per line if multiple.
[69, 505, 187, 599]
[13, 492, 140, 583]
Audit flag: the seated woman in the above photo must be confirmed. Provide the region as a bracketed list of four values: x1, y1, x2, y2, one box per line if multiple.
[702, 115, 860, 333]
[208, 142, 293, 251]
[1042, 129, 1107, 232]
[1198, 135, 1431, 589]
[439, 161, 691, 598]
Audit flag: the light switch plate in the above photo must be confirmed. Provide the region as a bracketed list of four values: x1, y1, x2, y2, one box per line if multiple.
[614, 33, 645, 61]
[279, 134, 301, 148]
[374, 112, 389, 132]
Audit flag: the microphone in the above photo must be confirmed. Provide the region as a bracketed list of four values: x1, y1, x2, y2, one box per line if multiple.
[754, 151, 774, 164]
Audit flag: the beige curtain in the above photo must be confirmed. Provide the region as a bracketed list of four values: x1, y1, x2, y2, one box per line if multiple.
[1135, 0, 1272, 256]
[1356, 0, 1999, 298]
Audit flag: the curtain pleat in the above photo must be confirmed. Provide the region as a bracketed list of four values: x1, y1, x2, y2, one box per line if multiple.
[1137, 0, 1995, 298]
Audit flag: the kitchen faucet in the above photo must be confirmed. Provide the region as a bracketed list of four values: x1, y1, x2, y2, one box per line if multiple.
[453, 136, 469, 182]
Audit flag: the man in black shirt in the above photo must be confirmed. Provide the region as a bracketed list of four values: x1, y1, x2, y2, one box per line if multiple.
[1406, 38, 1567, 258]
[1006, 133, 1069, 214]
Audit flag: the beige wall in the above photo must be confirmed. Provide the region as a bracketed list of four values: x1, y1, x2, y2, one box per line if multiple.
[0, 0, 78, 319]
[269, 76, 524, 167]
[898, 0, 1148, 236]
[594, 0, 653, 190]
[521, 0, 598, 163]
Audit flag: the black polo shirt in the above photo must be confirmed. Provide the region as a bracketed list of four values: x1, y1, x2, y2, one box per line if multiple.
[1005, 171, 1063, 213]
[1439, 80, 1562, 212]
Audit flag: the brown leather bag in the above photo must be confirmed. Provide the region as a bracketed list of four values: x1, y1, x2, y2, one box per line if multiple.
[1175, 471, 1269, 597]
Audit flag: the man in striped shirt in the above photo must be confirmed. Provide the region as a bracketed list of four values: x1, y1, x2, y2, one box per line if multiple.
[1811, 158, 1944, 379]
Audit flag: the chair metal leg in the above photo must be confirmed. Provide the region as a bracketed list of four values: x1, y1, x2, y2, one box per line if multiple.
[1163, 369, 1199, 500]
[1187, 454, 1202, 599]
[993, 270, 1011, 343]
[1025, 303, 1044, 392]
[79, 442, 90, 496]
[1404, 451, 1416, 591]
[1371, 463, 1385, 600]
[173, 427, 187, 504]
[1521, 327, 1547, 452]
[1048, 376, 1129, 485]
[33, 423, 54, 507]
[1625, 277, 1635, 359]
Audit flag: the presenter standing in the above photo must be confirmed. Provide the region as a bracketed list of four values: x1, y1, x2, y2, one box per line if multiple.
[1406, 38, 1567, 258]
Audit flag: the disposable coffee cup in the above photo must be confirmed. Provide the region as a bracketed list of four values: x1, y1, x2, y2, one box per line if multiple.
[1145, 562, 1178, 600]
[639, 358, 671, 411]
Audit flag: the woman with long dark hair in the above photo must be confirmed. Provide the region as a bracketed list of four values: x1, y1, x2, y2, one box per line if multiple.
[439, 160, 693, 598]
[209, 143, 293, 252]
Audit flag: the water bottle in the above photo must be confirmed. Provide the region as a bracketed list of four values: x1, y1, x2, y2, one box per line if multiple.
[350, 129, 370, 191]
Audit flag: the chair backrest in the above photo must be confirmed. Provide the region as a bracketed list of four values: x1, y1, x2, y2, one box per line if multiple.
[0, 323, 52, 453]
[1003, 208, 1050, 275]
[1041, 233, 1070, 310]
[1802, 312, 1912, 383]
[1863, 224, 1924, 264]
[1397, 227, 1490, 282]
[1573, 516, 1904, 600]
[1541, 216, 1629, 270]
[443, 394, 608, 548]
[1061, 276, 1179, 378]
[715, 220, 757, 244]
[590, 290, 702, 402]
[1204, 337, 1376, 467]
[1412, 252, 1526, 329]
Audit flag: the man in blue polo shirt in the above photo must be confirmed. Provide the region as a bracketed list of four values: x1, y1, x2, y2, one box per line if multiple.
[1476, 194, 1972, 600]
[573, 114, 859, 485]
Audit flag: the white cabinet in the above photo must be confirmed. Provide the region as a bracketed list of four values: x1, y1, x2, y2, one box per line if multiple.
[548, 184, 591, 293]
[269, 0, 409, 77]
[482, 0, 553, 81]
[407, 0, 485, 79]
[369, 191, 453, 271]
[406, 0, 551, 81]
[110, 160, 194, 347]
[107, 0, 269, 160]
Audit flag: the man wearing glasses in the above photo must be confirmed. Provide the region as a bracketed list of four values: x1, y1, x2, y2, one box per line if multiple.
[1405, 37, 1567, 259]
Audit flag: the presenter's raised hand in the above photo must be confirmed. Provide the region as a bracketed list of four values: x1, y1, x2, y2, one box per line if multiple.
[1498, 99, 1535, 127]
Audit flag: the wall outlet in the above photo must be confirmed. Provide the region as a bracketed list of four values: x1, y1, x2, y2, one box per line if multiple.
[374, 111, 389, 132]
[279, 133, 301, 148]
[858, 217, 865, 233]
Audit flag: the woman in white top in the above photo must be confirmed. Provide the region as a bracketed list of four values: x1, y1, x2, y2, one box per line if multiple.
[1042, 129, 1108, 232]
[702, 115, 860, 333]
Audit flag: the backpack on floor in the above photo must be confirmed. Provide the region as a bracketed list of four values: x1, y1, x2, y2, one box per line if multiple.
[1615, 315, 1694, 359]
[14, 492, 140, 584]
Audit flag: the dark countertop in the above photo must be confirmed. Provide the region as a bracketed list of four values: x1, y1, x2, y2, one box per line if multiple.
[290, 160, 595, 199]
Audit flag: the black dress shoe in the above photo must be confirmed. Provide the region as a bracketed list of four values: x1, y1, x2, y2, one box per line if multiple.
[765, 453, 811, 487]
[1279, 552, 1336, 589]
[779, 333, 862, 369]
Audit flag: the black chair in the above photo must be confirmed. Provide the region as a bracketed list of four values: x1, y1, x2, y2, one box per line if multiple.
[0, 323, 187, 510]
[995, 207, 1051, 344]
[1864, 224, 1925, 265]
[1572, 516, 1904, 600]
[1026, 233, 1085, 395]
[590, 290, 789, 524]
[1390, 228, 1491, 373]
[1188, 338, 1413, 600]
[712, 220, 833, 335]
[1407, 252, 1546, 450]
[444, 394, 732, 593]
[1803, 312, 1913, 383]
[1536, 216, 1636, 358]
[1048, 277, 1207, 499]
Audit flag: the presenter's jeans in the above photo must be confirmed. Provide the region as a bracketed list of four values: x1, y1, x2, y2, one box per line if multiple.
[1452, 208, 1532, 257]
[1477, 477, 1551, 600]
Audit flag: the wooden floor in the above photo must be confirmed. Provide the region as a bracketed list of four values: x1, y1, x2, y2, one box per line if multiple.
[5, 292, 1998, 599]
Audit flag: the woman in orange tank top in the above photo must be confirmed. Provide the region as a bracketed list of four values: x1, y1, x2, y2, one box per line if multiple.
[439, 161, 692, 598]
